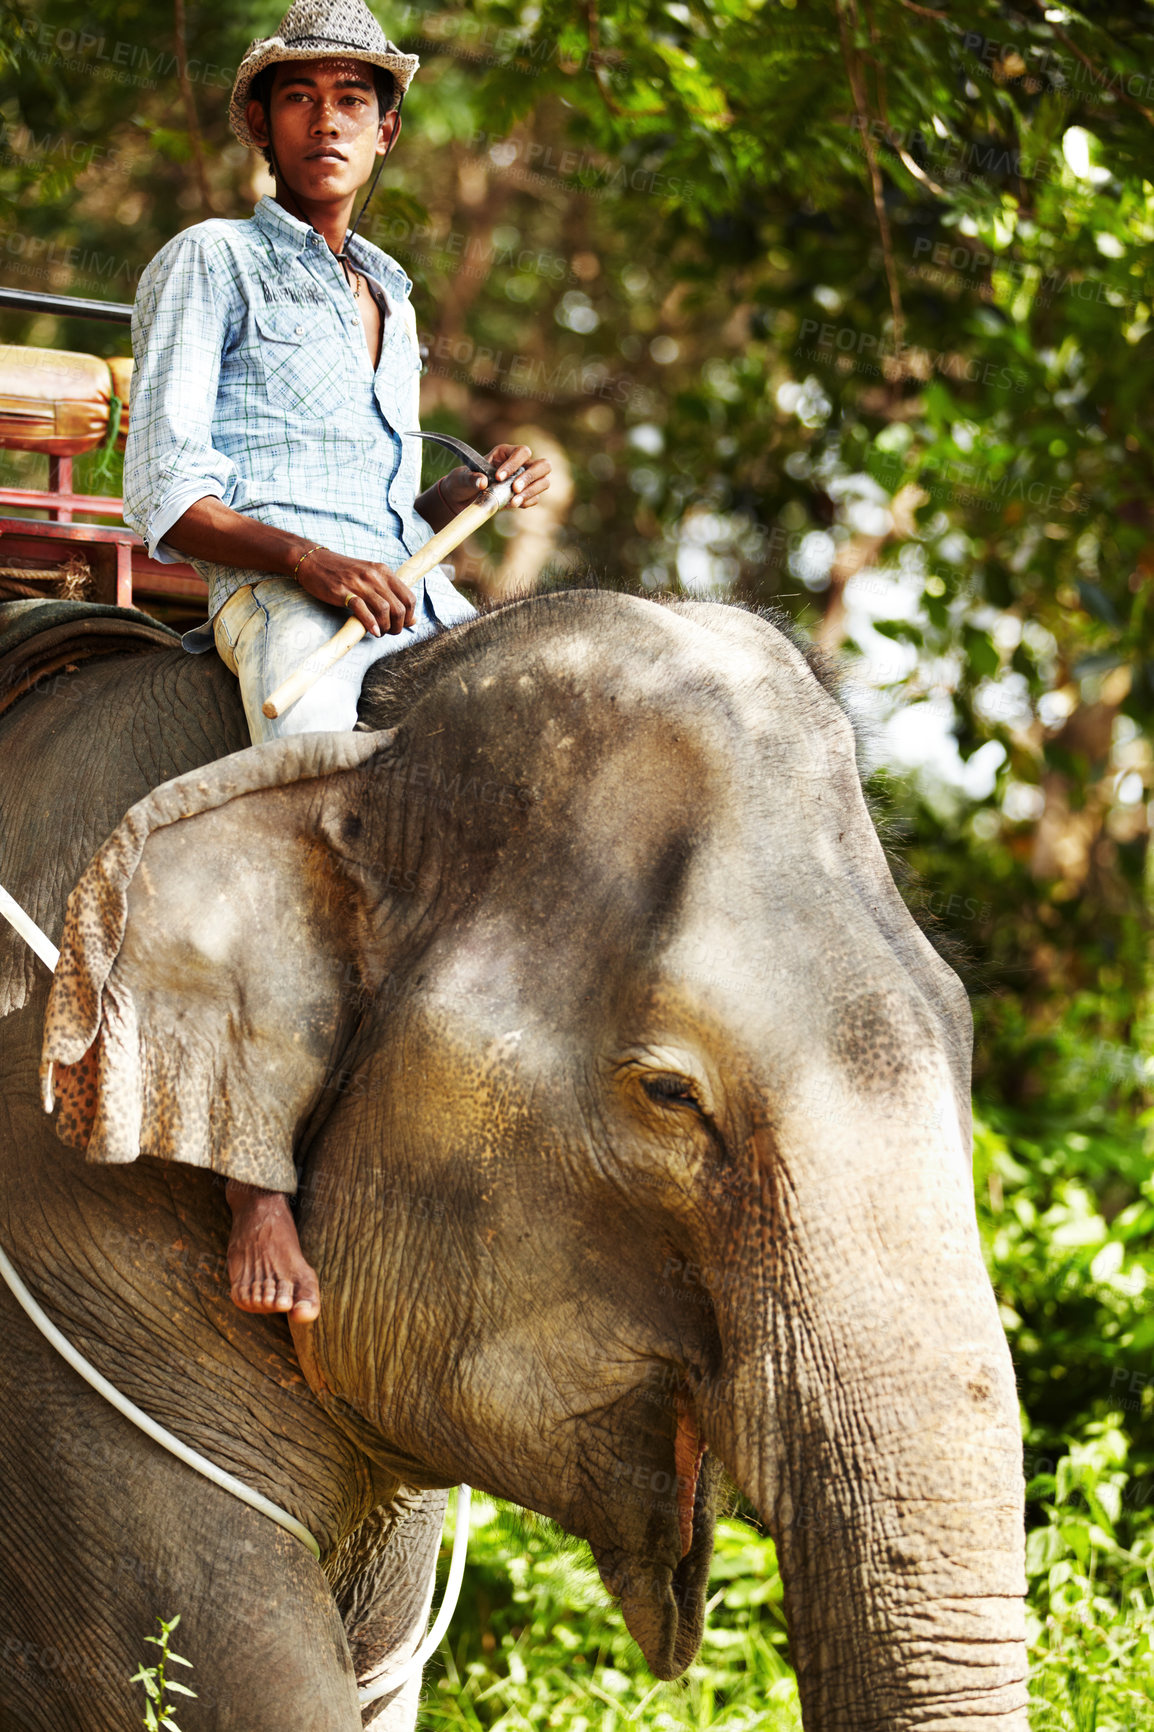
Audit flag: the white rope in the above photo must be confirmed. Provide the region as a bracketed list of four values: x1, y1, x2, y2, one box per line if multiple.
[0, 881, 318, 1551]
[0, 883, 59, 971]
[357, 1483, 473, 1704]
[0, 876, 473, 1683]
[0, 1238, 321, 1557]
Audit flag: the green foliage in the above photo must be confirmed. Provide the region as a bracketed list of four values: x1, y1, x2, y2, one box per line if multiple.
[884, 746, 1153, 1721]
[130, 1614, 197, 1732]
[1024, 1421, 1154, 1731]
[975, 1108, 1154, 1728]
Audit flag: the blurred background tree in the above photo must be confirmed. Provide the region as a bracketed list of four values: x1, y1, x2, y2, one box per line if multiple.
[2, 0, 1152, 1722]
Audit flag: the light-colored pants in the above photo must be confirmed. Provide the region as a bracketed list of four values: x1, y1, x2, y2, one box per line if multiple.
[212, 576, 475, 743]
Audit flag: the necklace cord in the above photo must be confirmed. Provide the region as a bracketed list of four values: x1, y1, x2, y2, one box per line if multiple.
[348, 92, 403, 248]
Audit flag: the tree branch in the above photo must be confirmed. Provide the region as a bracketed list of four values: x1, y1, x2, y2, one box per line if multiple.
[895, 0, 950, 21]
[1026, 0, 1154, 126]
[862, 2, 947, 196]
[585, 0, 624, 117]
[837, 0, 904, 359]
[174, 0, 214, 217]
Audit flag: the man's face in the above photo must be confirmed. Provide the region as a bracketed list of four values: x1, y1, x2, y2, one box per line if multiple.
[247, 57, 398, 202]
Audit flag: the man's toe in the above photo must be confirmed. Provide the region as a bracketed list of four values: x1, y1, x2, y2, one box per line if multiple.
[290, 1291, 321, 1324]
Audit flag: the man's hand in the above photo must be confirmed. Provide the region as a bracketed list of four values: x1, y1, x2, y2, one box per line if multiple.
[295, 546, 414, 638]
[437, 443, 553, 515]
[165, 497, 414, 638]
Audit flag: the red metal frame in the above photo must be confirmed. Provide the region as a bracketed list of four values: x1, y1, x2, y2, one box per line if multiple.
[0, 456, 206, 614]
[0, 463, 128, 522]
[0, 290, 206, 618]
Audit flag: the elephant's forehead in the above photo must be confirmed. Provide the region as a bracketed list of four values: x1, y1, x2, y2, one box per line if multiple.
[417, 921, 532, 1022]
[415, 865, 924, 1067]
[542, 603, 797, 699]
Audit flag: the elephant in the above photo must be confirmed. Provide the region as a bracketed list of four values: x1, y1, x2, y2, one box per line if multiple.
[0, 588, 1028, 1731]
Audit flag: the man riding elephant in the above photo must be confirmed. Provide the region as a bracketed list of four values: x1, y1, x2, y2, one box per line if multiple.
[122, 0, 552, 1328]
[0, 588, 1029, 1727]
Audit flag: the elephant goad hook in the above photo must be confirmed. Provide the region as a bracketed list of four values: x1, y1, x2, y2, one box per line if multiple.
[403, 429, 512, 482]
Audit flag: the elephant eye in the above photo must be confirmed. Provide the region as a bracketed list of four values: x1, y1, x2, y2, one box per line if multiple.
[642, 1073, 704, 1113]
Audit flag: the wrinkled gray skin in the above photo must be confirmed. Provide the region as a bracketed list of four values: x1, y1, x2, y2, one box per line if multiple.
[0, 592, 1027, 1730]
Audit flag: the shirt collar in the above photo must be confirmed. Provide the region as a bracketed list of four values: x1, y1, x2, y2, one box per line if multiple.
[344, 228, 412, 301]
[252, 195, 412, 300]
[252, 194, 316, 258]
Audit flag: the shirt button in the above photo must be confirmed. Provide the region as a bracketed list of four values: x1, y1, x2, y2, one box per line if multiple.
[295, 324, 304, 335]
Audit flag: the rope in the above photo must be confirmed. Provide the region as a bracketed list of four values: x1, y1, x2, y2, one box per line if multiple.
[0, 558, 92, 599]
[0, 881, 317, 1553]
[0, 883, 59, 971]
[357, 1484, 473, 1704]
[0, 1239, 321, 1558]
[0, 567, 84, 583]
[0, 879, 474, 1682]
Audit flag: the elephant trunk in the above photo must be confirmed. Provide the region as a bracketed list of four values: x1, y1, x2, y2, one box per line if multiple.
[699, 1114, 1028, 1731]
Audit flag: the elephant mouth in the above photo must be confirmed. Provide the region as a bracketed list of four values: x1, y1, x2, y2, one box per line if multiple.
[674, 1389, 708, 1558]
[592, 1396, 718, 1680]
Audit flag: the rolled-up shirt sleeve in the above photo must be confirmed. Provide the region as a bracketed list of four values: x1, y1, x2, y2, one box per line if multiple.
[123, 233, 245, 563]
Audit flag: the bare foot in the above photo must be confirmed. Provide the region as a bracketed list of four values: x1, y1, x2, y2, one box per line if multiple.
[225, 1180, 321, 1323]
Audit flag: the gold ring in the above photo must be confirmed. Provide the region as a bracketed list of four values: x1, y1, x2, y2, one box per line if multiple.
[343, 592, 357, 611]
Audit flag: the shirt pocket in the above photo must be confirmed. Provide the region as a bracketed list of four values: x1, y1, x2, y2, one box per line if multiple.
[252, 306, 349, 420]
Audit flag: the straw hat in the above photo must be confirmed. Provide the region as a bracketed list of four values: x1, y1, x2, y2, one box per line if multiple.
[229, 0, 420, 148]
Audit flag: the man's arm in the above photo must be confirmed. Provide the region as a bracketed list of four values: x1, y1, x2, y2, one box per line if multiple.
[123, 233, 246, 564]
[165, 496, 416, 637]
[167, 446, 551, 639]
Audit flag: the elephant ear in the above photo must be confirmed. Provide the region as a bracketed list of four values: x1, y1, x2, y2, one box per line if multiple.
[40, 729, 393, 1191]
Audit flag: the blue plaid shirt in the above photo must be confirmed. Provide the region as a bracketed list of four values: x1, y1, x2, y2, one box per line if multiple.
[124, 195, 462, 619]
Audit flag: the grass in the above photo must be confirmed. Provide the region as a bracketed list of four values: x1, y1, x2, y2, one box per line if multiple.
[131, 1614, 197, 1732]
[1022, 1421, 1154, 1731]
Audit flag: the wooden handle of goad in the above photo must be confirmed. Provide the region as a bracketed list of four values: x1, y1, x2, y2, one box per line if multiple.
[261, 473, 519, 720]
[261, 615, 366, 720]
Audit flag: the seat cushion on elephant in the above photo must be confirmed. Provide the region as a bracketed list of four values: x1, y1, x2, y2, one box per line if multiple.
[0, 599, 179, 726]
[0, 345, 130, 455]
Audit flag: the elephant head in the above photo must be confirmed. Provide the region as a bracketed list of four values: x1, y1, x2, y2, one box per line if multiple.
[41, 592, 1027, 1727]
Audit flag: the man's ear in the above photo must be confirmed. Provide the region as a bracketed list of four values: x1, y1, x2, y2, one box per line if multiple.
[41, 730, 397, 1190]
[247, 97, 270, 150]
[376, 108, 401, 156]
